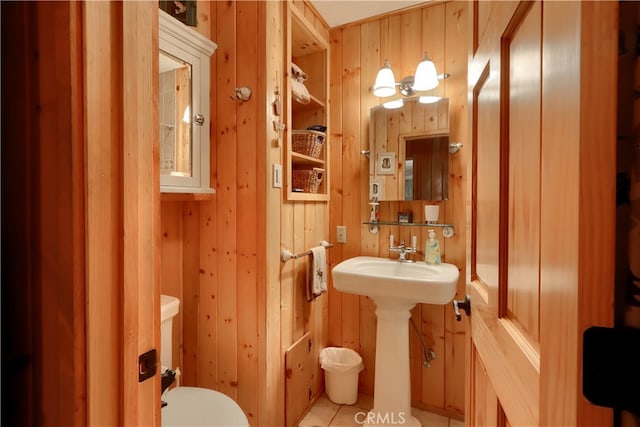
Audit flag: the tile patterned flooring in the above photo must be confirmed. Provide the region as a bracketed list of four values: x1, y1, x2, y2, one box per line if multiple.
[299, 393, 464, 427]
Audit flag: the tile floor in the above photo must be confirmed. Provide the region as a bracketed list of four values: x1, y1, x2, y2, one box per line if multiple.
[299, 393, 464, 427]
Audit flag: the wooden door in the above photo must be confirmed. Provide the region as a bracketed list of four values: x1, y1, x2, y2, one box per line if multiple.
[466, 2, 616, 426]
[1, 2, 160, 425]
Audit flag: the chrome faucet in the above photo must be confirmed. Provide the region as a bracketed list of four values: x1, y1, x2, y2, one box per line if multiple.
[389, 235, 417, 262]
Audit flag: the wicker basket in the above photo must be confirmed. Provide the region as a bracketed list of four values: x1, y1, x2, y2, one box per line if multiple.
[292, 168, 324, 193]
[292, 130, 325, 159]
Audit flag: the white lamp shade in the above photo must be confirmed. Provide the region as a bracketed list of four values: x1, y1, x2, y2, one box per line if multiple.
[383, 99, 404, 109]
[418, 95, 441, 104]
[373, 62, 397, 97]
[413, 57, 439, 91]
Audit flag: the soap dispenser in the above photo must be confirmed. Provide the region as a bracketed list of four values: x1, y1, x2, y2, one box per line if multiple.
[424, 229, 441, 264]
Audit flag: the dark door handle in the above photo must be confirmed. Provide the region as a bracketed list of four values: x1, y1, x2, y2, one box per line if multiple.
[453, 295, 471, 321]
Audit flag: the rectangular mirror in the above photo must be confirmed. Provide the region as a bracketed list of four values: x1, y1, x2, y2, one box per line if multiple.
[160, 52, 192, 178]
[369, 98, 450, 201]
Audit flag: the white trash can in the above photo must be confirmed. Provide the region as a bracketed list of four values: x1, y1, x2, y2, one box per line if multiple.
[319, 347, 364, 405]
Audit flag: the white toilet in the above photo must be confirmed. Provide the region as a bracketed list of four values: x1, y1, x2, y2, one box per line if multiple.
[161, 295, 250, 426]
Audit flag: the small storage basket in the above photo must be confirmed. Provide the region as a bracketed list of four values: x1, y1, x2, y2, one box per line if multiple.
[292, 168, 324, 193]
[292, 130, 325, 159]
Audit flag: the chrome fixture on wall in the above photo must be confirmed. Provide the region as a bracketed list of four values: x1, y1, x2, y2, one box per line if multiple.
[372, 53, 448, 109]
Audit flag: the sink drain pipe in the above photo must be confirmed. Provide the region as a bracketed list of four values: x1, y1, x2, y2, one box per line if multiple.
[409, 317, 436, 368]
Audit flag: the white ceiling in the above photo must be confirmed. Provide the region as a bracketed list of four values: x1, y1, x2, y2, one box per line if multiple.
[309, 1, 427, 28]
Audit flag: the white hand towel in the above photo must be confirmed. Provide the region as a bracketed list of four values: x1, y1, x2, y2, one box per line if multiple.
[308, 246, 327, 301]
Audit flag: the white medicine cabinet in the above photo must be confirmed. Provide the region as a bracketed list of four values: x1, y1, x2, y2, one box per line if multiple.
[159, 9, 216, 194]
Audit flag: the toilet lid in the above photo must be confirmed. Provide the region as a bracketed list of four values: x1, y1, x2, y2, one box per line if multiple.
[162, 387, 249, 426]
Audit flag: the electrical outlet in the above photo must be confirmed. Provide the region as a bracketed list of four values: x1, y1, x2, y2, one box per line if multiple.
[336, 225, 347, 243]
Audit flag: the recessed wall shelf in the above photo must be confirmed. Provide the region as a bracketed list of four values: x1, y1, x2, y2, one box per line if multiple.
[285, 4, 330, 201]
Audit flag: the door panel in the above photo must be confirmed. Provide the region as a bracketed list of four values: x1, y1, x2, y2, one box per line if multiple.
[475, 70, 501, 293]
[470, 346, 500, 427]
[505, 2, 541, 344]
[467, 1, 616, 426]
[469, 285, 539, 426]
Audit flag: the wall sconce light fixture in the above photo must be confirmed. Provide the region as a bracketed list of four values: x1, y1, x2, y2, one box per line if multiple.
[373, 53, 448, 109]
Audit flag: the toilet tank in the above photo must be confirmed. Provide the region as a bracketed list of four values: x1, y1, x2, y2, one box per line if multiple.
[160, 294, 180, 369]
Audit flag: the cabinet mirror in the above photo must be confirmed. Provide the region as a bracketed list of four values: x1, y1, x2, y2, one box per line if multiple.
[369, 98, 450, 201]
[160, 52, 192, 179]
[159, 9, 216, 194]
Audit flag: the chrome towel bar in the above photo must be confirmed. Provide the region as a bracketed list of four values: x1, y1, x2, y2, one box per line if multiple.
[280, 240, 333, 263]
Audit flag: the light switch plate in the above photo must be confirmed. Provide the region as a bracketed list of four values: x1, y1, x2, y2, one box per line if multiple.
[336, 225, 347, 243]
[273, 163, 282, 188]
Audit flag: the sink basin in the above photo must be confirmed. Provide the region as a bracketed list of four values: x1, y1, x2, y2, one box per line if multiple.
[331, 256, 459, 305]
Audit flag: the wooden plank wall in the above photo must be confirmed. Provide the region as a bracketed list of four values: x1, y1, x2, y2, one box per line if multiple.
[327, 1, 468, 418]
[159, 2, 328, 425]
[160, 2, 266, 425]
[160, 0, 466, 423]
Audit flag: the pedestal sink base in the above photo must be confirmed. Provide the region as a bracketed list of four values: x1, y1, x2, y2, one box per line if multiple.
[366, 298, 421, 426]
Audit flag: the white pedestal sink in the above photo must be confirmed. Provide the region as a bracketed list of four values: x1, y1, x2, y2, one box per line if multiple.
[331, 256, 459, 427]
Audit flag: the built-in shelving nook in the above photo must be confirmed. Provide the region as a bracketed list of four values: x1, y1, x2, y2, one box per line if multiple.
[285, 4, 330, 201]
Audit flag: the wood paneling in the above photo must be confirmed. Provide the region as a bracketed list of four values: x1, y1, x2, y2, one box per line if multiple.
[264, 2, 286, 424]
[328, 1, 468, 418]
[84, 3, 124, 423]
[285, 332, 318, 427]
[8, 0, 622, 425]
[160, 2, 328, 425]
[161, 0, 468, 424]
[121, 2, 160, 423]
[442, 2, 468, 413]
[85, 2, 160, 424]
[236, 1, 261, 418]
